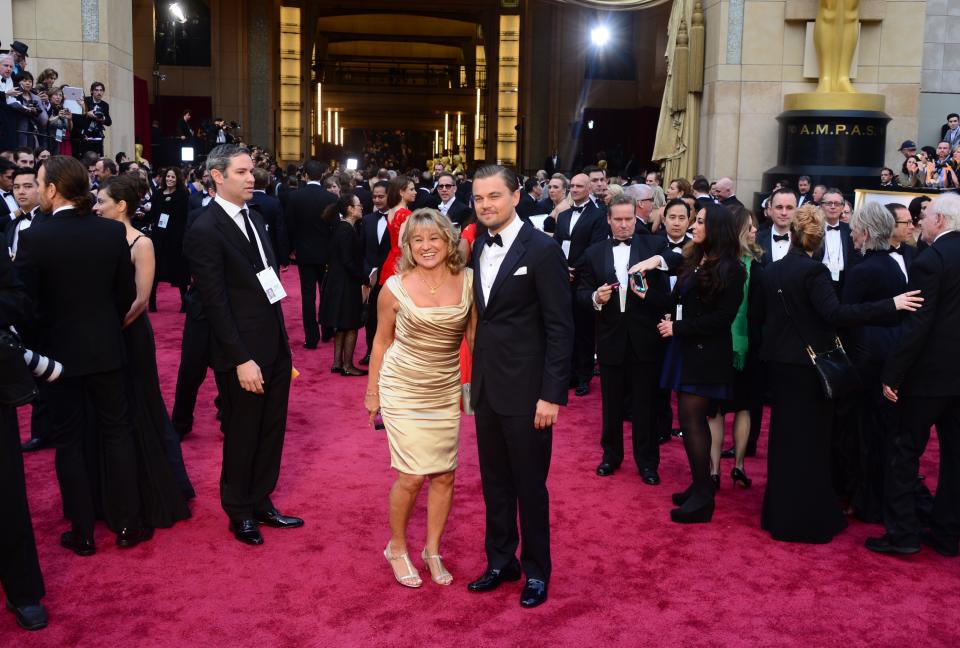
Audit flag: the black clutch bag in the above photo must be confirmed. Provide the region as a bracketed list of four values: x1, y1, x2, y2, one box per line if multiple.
[0, 329, 39, 407]
[803, 337, 861, 400]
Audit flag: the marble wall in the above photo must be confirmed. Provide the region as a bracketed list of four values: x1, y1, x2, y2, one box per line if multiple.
[919, 0, 960, 148]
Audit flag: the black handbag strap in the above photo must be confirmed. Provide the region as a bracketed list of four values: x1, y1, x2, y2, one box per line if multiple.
[772, 262, 840, 362]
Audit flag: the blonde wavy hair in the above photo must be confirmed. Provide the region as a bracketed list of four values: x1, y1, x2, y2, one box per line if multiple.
[791, 204, 826, 253]
[398, 208, 465, 274]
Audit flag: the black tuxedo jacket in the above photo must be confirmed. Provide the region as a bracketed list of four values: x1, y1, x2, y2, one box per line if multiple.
[534, 196, 556, 215]
[576, 234, 682, 365]
[285, 184, 336, 265]
[442, 199, 473, 227]
[721, 195, 744, 208]
[14, 208, 135, 376]
[554, 201, 608, 270]
[471, 220, 573, 415]
[882, 231, 960, 396]
[250, 191, 289, 264]
[183, 200, 288, 372]
[360, 210, 390, 275]
[516, 192, 538, 220]
[188, 191, 209, 212]
[413, 187, 440, 210]
[892, 242, 917, 272]
[0, 195, 13, 223]
[544, 155, 561, 175]
[178, 119, 193, 139]
[456, 180, 472, 205]
[841, 249, 907, 371]
[354, 186, 373, 214]
[760, 248, 895, 367]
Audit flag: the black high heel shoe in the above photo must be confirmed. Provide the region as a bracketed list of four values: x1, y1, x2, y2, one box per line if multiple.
[711, 474, 720, 490]
[670, 498, 715, 524]
[331, 365, 343, 374]
[671, 485, 693, 507]
[731, 467, 752, 488]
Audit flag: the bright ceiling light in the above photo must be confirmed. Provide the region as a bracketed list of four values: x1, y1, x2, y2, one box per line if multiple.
[590, 25, 610, 47]
[170, 2, 187, 23]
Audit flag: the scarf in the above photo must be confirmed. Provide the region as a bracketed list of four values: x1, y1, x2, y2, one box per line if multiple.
[731, 255, 752, 371]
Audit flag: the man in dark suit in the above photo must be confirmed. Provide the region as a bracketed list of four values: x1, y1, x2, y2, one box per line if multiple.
[544, 151, 561, 175]
[353, 174, 373, 214]
[714, 177, 744, 208]
[413, 170, 441, 210]
[183, 144, 303, 546]
[466, 165, 573, 608]
[691, 176, 714, 208]
[814, 187, 855, 291]
[887, 203, 918, 272]
[178, 110, 194, 142]
[0, 247, 48, 631]
[435, 171, 472, 227]
[250, 167, 289, 266]
[15, 156, 148, 555]
[875, 193, 960, 557]
[359, 180, 390, 363]
[757, 188, 797, 267]
[0, 158, 17, 223]
[555, 173, 609, 396]
[577, 195, 682, 484]
[625, 182, 657, 235]
[78, 82, 111, 157]
[285, 160, 337, 348]
[187, 171, 212, 212]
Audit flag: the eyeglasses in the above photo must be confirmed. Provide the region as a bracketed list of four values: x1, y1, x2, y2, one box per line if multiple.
[638, 198, 653, 203]
[822, 201, 844, 207]
[437, 184, 455, 189]
[895, 220, 912, 225]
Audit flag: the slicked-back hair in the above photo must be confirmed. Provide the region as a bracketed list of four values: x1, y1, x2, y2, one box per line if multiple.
[207, 144, 250, 176]
[42, 155, 93, 214]
[473, 165, 519, 192]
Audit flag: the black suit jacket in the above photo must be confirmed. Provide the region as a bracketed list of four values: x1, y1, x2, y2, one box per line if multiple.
[721, 195, 744, 208]
[188, 191, 208, 212]
[413, 187, 440, 210]
[471, 220, 573, 415]
[14, 208, 135, 376]
[841, 250, 907, 375]
[360, 210, 390, 276]
[544, 155, 561, 175]
[442, 199, 473, 227]
[554, 201, 608, 271]
[250, 191, 289, 265]
[354, 186, 373, 214]
[183, 200, 288, 372]
[760, 248, 896, 367]
[516, 193, 538, 220]
[576, 235, 682, 365]
[882, 231, 960, 396]
[285, 184, 337, 265]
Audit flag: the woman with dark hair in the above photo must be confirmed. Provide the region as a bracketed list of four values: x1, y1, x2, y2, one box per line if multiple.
[707, 206, 764, 489]
[150, 166, 190, 311]
[319, 193, 369, 376]
[760, 204, 921, 543]
[377, 175, 417, 288]
[43, 86, 72, 156]
[666, 178, 693, 200]
[7, 71, 48, 149]
[655, 202, 746, 523]
[95, 174, 194, 524]
[899, 156, 924, 188]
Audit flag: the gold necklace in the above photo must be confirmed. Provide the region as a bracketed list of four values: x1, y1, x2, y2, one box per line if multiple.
[417, 268, 447, 294]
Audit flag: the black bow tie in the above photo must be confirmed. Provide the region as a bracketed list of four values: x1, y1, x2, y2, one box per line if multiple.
[572, 204, 587, 213]
[889, 246, 902, 255]
[612, 239, 630, 246]
[1, 191, 10, 198]
[485, 234, 503, 247]
[773, 233, 789, 242]
[827, 225, 841, 231]
[377, 211, 387, 218]
[15, 211, 32, 222]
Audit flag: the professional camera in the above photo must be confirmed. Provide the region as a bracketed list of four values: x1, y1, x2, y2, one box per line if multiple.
[85, 104, 106, 139]
[23, 349, 63, 382]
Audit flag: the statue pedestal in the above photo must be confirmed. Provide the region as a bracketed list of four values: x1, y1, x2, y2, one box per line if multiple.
[762, 101, 890, 197]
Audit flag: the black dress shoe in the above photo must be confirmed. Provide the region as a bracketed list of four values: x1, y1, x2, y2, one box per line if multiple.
[5, 601, 48, 631]
[60, 531, 95, 556]
[574, 381, 590, 397]
[20, 438, 50, 452]
[116, 527, 154, 548]
[359, 354, 371, 365]
[467, 563, 522, 592]
[596, 462, 615, 477]
[671, 428, 683, 438]
[230, 519, 264, 545]
[640, 468, 660, 485]
[720, 447, 735, 459]
[920, 531, 959, 557]
[254, 509, 304, 529]
[864, 534, 920, 556]
[519, 578, 548, 608]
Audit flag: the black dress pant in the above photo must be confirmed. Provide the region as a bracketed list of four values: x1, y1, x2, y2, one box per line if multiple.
[364, 283, 382, 352]
[475, 396, 552, 582]
[570, 286, 595, 383]
[171, 314, 212, 435]
[213, 345, 292, 521]
[11, 380, 51, 443]
[0, 406, 45, 607]
[885, 394, 960, 550]
[47, 370, 141, 536]
[599, 352, 659, 471]
[298, 263, 327, 346]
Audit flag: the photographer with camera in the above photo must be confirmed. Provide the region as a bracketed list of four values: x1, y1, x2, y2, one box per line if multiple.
[6, 71, 48, 149]
[77, 81, 111, 157]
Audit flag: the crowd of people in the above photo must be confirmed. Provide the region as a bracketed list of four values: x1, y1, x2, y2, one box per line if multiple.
[2, 66, 959, 630]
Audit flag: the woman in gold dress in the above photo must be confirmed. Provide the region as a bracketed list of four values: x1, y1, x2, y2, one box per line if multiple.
[365, 208, 475, 588]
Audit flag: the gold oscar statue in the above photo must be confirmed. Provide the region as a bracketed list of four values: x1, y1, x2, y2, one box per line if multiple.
[784, 0, 884, 111]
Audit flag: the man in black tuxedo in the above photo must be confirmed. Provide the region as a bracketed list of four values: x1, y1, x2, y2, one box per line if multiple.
[250, 167, 289, 266]
[625, 182, 656, 235]
[887, 203, 917, 272]
[796, 176, 813, 206]
[516, 177, 540, 220]
[466, 165, 573, 608]
[187, 170, 212, 212]
[544, 151, 561, 175]
[78, 82, 111, 157]
[691, 176, 714, 208]
[359, 180, 390, 363]
[0, 248, 48, 631]
[814, 188, 855, 292]
[555, 173, 608, 396]
[183, 144, 303, 545]
[352, 173, 373, 214]
[577, 195, 682, 484]
[435, 171, 472, 226]
[178, 110, 194, 142]
[874, 193, 960, 557]
[714, 177, 744, 208]
[0, 158, 17, 222]
[285, 160, 337, 348]
[757, 188, 797, 267]
[584, 165, 608, 211]
[15, 155, 148, 554]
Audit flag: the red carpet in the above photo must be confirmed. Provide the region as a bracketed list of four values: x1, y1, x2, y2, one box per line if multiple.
[4, 272, 959, 646]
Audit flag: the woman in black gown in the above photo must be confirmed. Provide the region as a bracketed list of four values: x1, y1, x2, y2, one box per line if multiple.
[319, 193, 370, 376]
[95, 175, 193, 528]
[656, 202, 746, 523]
[759, 204, 921, 543]
[150, 167, 190, 312]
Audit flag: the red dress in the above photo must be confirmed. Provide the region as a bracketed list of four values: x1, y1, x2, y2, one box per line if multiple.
[458, 223, 477, 386]
[378, 207, 411, 287]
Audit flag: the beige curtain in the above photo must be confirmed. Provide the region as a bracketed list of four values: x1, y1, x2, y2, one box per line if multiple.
[652, 0, 703, 181]
[547, 0, 672, 9]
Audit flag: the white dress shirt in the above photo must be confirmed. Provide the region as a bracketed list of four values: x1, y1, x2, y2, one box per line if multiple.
[823, 221, 844, 273]
[612, 243, 629, 312]
[479, 213, 523, 305]
[376, 212, 388, 244]
[1, 189, 18, 214]
[770, 228, 790, 262]
[215, 194, 268, 268]
[438, 197, 455, 216]
[569, 201, 589, 232]
[7, 207, 37, 259]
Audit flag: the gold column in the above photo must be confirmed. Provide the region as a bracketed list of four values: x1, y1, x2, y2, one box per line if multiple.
[278, 5, 302, 162]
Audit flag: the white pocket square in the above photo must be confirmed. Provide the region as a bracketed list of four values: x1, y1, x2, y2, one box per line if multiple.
[513, 266, 528, 276]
